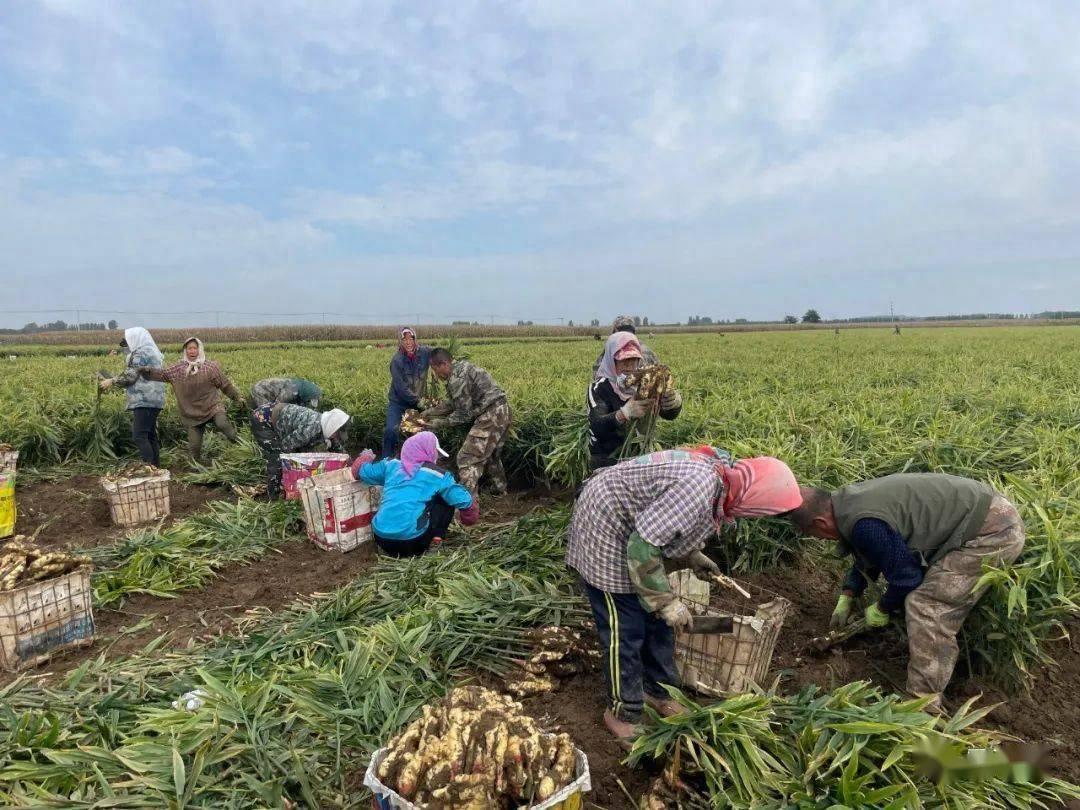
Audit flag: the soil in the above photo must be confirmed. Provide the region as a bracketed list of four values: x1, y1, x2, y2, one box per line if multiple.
[6, 474, 1080, 807]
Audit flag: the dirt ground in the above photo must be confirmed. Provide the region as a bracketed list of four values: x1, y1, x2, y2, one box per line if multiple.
[5, 475, 1080, 807]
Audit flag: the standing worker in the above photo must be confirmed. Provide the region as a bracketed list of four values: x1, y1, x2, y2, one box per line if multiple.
[384, 327, 432, 459]
[249, 376, 324, 497]
[98, 327, 166, 466]
[419, 348, 511, 496]
[785, 473, 1026, 709]
[566, 449, 801, 743]
[350, 431, 478, 557]
[251, 403, 351, 497]
[588, 332, 682, 470]
[140, 337, 246, 465]
[591, 315, 659, 378]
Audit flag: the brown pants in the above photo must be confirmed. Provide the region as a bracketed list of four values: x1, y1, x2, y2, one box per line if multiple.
[905, 494, 1025, 695]
[456, 400, 512, 495]
[187, 411, 239, 464]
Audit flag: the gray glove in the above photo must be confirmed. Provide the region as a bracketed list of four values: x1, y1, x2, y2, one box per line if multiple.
[685, 550, 720, 581]
[659, 599, 693, 632]
[660, 389, 682, 411]
[618, 399, 649, 422]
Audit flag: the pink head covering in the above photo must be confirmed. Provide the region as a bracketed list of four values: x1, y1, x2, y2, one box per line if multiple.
[716, 457, 801, 524]
[399, 431, 449, 478]
[597, 332, 643, 400]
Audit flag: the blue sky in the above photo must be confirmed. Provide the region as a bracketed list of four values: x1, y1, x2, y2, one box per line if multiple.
[3, 1, 1079, 328]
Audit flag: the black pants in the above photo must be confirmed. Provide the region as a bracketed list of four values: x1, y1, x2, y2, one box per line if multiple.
[250, 412, 283, 498]
[131, 407, 161, 466]
[583, 580, 680, 723]
[375, 497, 455, 558]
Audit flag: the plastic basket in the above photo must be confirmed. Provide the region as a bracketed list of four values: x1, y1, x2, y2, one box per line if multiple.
[672, 574, 791, 695]
[101, 470, 171, 527]
[0, 449, 18, 476]
[364, 740, 591, 810]
[0, 566, 95, 672]
[280, 452, 350, 500]
[298, 470, 374, 552]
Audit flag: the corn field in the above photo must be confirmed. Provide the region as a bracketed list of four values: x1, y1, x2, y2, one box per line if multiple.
[1, 326, 1079, 806]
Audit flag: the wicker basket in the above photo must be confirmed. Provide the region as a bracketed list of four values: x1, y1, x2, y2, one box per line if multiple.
[101, 470, 171, 526]
[298, 469, 374, 552]
[672, 574, 791, 695]
[0, 449, 18, 476]
[0, 566, 95, 671]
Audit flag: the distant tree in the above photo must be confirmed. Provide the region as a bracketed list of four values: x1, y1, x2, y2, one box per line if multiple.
[590, 318, 600, 327]
[642, 316, 649, 327]
[633, 315, 642, 327]
[108, 319, 118, 330]
[783, 315, 798, 324]
[735, 318, 748, 324]
[568, 320, 574, 327]
[21, 322, 38, 333]
[802, 309, 822, 324]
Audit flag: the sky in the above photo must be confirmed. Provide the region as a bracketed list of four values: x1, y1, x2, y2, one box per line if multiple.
[3, 1, 1080, 328]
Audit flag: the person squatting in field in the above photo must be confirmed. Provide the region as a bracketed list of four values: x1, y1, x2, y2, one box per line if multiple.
[250, 404, 350, 500]
[566, 449, 801, 744]
[139, 337, 246, 465]
[349, 431, 478, 557]
[420, 348, 511, 496]
[587, 332, 682, 471]
[589, 314, 660, 379]
[383, 327, 432, 459]
[98, 327, 166, 466]
[786, 472, 1026, 710]
[248, 376, 325, 498]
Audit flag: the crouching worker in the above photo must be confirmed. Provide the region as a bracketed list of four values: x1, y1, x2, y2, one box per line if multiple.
[566, 449, 801, 744]
[786, 473, 1025, 709]
[250, 377, 322, 409]
[420, 348, 511, 496]
[251, 404, 351, 498]
[350, 431, 478, 558]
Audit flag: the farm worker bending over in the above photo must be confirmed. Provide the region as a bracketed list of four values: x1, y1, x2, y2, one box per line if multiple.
[419, 348, 512, 496]
[349, 432, 478, 557]
[251, 404, 350, 499]
[786, 473, 1025, 710]
[588, 332, 682, 471]
[384, 327, 432, 459]
[140, 337, 245, 465]
[566, 449, 801, 743]
[98, 327, 166, 466]
[250, 377, 322, 408]
[590, 315, 659, 379]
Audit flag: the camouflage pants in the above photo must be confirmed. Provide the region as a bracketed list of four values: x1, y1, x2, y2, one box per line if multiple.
[457, 400, 512, 495]
[905, 494, 1025, 695]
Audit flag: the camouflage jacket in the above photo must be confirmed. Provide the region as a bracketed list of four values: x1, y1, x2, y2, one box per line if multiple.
[426, 360, 506, 426]
[270, 403, 326, 453]
[111, 347, 166, 410]
[251, 378, 322, 408]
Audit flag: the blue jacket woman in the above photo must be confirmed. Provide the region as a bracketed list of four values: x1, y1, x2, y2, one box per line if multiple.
[383, 327, 432, 458]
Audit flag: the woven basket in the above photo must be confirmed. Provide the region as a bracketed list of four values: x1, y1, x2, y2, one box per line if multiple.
[0, 566, 95, 672]
[671, 573, 790, 695]
[0, 449, 18, 477]
[101, 470, 171, 526]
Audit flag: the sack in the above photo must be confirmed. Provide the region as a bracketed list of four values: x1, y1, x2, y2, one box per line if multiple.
[0, 473, 14, 539]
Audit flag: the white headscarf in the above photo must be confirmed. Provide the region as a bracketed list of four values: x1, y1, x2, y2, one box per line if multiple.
[597, 332, 643, 401]
[181, 337, 206, 376]
[320, 408, 350, 440]
[123, 327, 163, 365]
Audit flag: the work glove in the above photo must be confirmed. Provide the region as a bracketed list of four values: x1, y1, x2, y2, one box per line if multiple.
[830, 594, 854, 630]
[865, 602, 891, 629]
[457, 501, 480, 526]
[425, 417, 449, 431]
[685, 550, 720, 581]
[349, 449, 376, 480]
[660, 388, 682, 411]
[98, 378, 113, 391]
[617, 399, 650, 423]
[659, 599, 694, 632]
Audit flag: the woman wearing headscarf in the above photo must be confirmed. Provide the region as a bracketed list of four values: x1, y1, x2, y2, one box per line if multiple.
[250, 404, 351, 499]
[566, 448, 801, 743]
[350, 431, 478, 558]
[140, 337, 246, 464]
[98, 327, 166, 465]
[587, 332, 682, 471]
[383, 327, 432, 458]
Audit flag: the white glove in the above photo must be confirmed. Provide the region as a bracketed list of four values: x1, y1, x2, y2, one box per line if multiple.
[660, 389, 682, 411]
[659, 599, 694, 632]
[618, 399, 649, 422]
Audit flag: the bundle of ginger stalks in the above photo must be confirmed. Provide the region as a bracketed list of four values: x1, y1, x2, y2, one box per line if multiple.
[377, 686, 577, 809]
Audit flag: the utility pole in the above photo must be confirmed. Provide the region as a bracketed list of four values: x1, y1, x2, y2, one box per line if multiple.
[215, 311, 220, 328]
[75, 310, 80, 332]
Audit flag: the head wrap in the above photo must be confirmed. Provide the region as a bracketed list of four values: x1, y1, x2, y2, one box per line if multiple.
[612, 315, 637, 333]
[123, 327, 163, 365]
[597, 332, 643, 400]
[320, 408, 350, 440]
[717, 457, 801, 524]
[399, 327, 417, 359]
[181, 337, 206, 376]
[400, 431, 449, 478]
